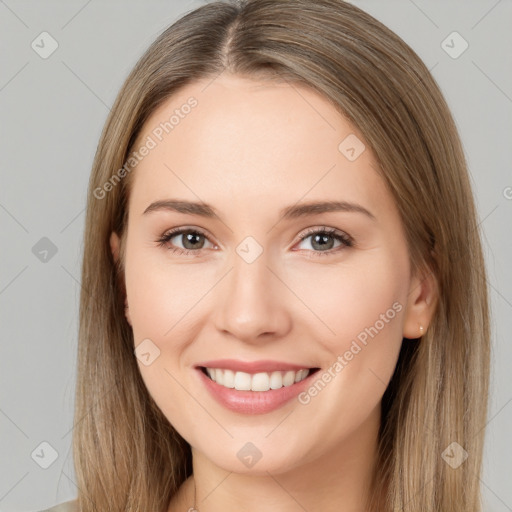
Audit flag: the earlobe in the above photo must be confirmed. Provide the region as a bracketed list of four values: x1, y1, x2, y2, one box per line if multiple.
[124, 298, 132, 326]
[402, 268, 438, 339]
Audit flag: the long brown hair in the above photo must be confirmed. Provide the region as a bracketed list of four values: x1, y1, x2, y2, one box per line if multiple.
[74, 1, 490, 510]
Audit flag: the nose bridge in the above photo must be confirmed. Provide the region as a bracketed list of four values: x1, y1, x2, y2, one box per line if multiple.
[231, 241, 271, 299]
[213, 238, 291, 341]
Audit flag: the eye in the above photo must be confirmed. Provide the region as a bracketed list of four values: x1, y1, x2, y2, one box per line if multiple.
[294, 226, 353, 257]
[157, 227, 216, 256]
[157, 226, 353, 257]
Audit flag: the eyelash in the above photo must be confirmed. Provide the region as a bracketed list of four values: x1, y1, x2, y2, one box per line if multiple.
[156, 226, 353, 258]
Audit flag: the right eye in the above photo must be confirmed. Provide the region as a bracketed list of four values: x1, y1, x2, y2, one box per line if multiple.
[157, 227, 217, 256]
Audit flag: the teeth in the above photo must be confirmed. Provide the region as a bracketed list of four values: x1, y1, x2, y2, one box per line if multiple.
[222, 369, 235, 388]
[270, 371, 282, 390]
[251, 372, 269, 392]
[282, 370, 296, 387]
[214, 368, 224, 386]
[234, 371, 252, 390]
[205, 368, 311, 391]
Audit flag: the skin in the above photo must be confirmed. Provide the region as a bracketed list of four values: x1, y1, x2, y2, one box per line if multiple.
[110, 74, 437, 512]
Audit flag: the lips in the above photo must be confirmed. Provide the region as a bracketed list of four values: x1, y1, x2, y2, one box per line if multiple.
[194, 359, 321, 414]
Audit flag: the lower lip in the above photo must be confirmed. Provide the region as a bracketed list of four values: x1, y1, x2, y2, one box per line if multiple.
[195, 368, 318, 415]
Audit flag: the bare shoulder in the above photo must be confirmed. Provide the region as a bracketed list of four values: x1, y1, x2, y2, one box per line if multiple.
[36, 499, 78, 512]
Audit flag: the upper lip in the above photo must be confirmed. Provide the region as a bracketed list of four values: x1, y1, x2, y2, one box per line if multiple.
[195, 359, 317, 374]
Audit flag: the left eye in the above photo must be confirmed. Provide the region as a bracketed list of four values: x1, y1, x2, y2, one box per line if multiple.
[295, 227, 353, 256]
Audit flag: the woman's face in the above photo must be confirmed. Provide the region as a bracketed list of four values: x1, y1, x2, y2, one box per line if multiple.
[111, 74, 429, 475]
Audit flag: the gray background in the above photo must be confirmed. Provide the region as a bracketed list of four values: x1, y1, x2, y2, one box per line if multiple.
[0, 0, 511, 510]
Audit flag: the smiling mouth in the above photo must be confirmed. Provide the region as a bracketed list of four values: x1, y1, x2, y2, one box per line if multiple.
[199, 366, 321, 392]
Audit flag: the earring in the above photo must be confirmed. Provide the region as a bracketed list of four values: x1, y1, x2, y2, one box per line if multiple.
[419, 325, 424, 335]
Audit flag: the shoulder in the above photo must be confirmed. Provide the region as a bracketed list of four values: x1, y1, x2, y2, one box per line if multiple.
[35, 499, 78, 512]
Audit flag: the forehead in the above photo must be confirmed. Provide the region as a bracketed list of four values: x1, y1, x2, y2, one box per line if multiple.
[128, 75, 388, 218]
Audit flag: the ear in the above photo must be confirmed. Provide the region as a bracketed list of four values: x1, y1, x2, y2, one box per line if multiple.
[402, 266, 438, 339]
[110, 231, 132, 326]
[110, 231, 121, 263]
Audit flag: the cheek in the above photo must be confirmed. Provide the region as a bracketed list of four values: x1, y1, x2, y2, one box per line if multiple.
[123, 246, 221, 430]
[124, 249, 211, 441]
[125, 246, 215, 341]
[289, 252, 407, 409]
[286, 251, 407, 353]
[291, 252, 407, 433]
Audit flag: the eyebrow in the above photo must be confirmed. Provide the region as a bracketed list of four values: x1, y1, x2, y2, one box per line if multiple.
[142, 199, 376, 221]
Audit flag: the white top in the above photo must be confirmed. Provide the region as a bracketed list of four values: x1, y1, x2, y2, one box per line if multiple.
[36, 499, 78, 512]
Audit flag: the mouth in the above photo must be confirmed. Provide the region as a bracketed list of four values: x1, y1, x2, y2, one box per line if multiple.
[198, 366, 321, 392]
[194, 360, 321, 415]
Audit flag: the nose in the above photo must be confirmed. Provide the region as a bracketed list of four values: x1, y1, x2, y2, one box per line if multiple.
[212, 247, 292, 344]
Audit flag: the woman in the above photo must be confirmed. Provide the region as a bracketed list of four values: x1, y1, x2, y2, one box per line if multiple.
[42, 0, 490, 510]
